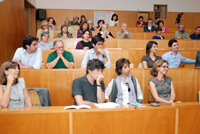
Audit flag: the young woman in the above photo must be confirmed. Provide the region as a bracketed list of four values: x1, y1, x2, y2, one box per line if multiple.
[152, 27, 165, 39]
[149, 59, 176, 103]
[109, 14, 119, 26]
[47, 17, 56, 31]
[105, 58, 143, 104]
[77, 21, 92, 38]
[142, 41, 162, 68]
[96, 20, 105, 31]
[80, 15, 87, 24]
[158, 20, 169, 33]
[97, 24, 114, 39]
[0, 61, 32, 108]
[37, 32, 53, 50]
[76, 30, 93, 50]
[56, 25, 73, 38]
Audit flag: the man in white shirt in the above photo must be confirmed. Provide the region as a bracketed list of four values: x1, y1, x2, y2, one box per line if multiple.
[13, 35, 42, 69]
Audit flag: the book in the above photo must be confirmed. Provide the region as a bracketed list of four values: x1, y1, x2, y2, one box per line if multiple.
[64, 105, 91, 110]
[94, 102, 120, 109]
[131, 103, 146, 107]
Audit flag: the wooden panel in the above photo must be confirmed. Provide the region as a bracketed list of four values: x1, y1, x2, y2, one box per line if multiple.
[178, 105, 200, 134]
[0, 0, 25, 65]
[0, 107, 69, 134]
[72, 107, 176, 134]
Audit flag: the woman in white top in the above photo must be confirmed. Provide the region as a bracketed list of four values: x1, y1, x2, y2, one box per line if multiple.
[109, 14, 119, 27]
[105, 58, 143, 105]
[0, 61, 32, 108]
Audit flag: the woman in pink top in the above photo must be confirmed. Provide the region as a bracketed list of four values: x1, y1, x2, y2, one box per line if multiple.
[158, 20, 169, 33]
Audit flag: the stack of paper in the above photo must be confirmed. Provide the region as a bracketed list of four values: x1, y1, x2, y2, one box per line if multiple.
[94, 102, 120, 108]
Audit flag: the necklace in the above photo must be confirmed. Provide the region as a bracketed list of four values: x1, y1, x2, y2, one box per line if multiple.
[156, 77, 169, 98]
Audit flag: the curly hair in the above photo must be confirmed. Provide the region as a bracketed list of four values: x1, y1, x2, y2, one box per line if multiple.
[150, 59, 168, 77]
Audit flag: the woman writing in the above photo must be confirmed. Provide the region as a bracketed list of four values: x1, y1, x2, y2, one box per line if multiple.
[0, 61, 32, 108]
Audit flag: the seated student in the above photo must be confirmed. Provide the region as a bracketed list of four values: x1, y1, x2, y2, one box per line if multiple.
[116, 23, 133, 39]
[153, 17, 160, 27]
[64, 18, 73, 31]
[0, 61, 32, 108]
[81, 35, 111, 68]
[70, 16, 80, 26]
[87, 20, 95, 31]
[109, 14, 119, 27]
[149, 59, 175, 103]
[195, 50, 200, 68]
[77, 21, 92, 38]
[97, 24, 114, 39]
[47, 17, 56, 31]
[158, 20, 169, 33]
[80, 15, 87, 24]
[152, 27, 165, 39]
[13, 35, 42, 69]
[144, 19, 155, 32]
[142, 41, 161, 68]
[37, 20, 54, 38]
[37, 32, 53, 50]
[190, 26, 200, 39]
[136, 16, 146, 27]
[173, 24, 190, 39]
[96, 20, 105, 31]
[56, 25, 73, 38]
[46, 40, 74, 69]
[162, 39, 196, 68]
[76, 30, 93, 50]
[72, 59, 105, 105]
[105, 58, 143, 104]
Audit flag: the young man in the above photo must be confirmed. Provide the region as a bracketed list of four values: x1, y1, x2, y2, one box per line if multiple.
[190, 26, 200, 40]
[46, 40, 74, 69]
[72, 59, 105, 105]
[81, 35, 111, 68]
[162, 39, 196, 68]
[116, 23, 133, 39]
[144, 19, 155, 32]
[13, 35, 42, 69]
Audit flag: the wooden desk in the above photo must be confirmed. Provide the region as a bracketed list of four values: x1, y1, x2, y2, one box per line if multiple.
[0, 102, 199, 134]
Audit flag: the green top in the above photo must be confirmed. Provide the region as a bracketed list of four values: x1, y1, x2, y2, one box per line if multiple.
[37, 29, 54, 38]
[173, 30, 189, 39]
[47, 50, 74, 69]
[70, 21, 79, 26]
[68, 26, 74, 31]
[55, 33, 73, 38]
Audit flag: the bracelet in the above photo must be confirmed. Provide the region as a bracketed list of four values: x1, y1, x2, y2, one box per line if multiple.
[102, 54, 107, 58]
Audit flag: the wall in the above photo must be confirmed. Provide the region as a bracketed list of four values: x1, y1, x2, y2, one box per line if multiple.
[36, 0, 200, 12]
[0, 0, 25, 65]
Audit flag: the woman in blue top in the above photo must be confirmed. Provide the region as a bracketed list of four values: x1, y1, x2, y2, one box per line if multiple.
[0, 61, 32, 108]
[152, 27, 165, 39]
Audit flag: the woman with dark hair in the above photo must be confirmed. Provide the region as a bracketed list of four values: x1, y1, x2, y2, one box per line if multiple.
[47, 17, 56, 31]
[77, 21, 92, 38]
[158, 20, 169, 33]
[136, 16, 146, 27]
[56, 25, 73, 38]
[109, 14, 119, 26]
[97, 24, 114, 39]
[149, 59, 176, 103]
[80, 15, 87, 24]
[152, 27, 165, 39]
[96, 20, 105, 31]
[76, 30, 93, 50]
[0, 61, 32, 108]
[105, 58, 143, 104]
[142, 41, 161, 68]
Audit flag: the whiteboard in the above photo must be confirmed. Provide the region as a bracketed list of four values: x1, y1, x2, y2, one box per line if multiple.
[94, 11, 114, 26]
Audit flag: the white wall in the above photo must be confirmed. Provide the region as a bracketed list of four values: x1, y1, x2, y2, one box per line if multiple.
[27, 0, 36, 7]
[36, 0, 200, 12]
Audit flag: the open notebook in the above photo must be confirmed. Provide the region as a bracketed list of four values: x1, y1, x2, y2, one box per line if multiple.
[64, 105, 91, 110]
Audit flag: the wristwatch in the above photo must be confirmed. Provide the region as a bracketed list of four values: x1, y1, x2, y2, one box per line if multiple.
[97, 84, 101, 87]
[102, 54, 107, 58]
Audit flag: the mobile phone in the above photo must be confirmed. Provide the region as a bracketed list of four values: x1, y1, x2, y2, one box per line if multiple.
[150, 103, 160, 107]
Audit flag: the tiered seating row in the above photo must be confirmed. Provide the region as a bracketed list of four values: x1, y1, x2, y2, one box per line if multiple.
[19, 68, 200, 106]
[42, 49, 198, 68]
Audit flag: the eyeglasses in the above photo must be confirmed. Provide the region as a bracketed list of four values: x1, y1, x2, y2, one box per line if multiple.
[126, 83, 131, 92]
[160, 66, 168, 69]
[57, 46, 64, 49]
